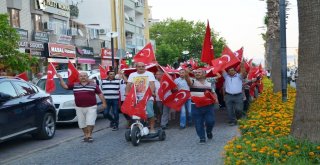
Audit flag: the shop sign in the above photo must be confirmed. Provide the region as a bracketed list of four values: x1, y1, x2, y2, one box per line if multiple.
[33, 32, 49, 43]
[57, 35, 72, 44]
[48, 43, 75, 58]
[101, 48, 117, 59]
[15, 28, 28, 41]
[35, 0, 70, 17]
[76, 47, 94, 56]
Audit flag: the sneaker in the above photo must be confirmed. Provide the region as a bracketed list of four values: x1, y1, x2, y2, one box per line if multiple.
[112, 126, 119, 131]
[87, 137, 94, 143]
[82, 137, 88, 142]
[228, 122, 237, 126]
[207, 132, 213, 139]
[199, 139, 206, 144]
[161, 125, 167, 130]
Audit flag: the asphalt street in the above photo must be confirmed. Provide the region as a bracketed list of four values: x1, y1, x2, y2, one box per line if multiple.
[3, 110, 239, 165]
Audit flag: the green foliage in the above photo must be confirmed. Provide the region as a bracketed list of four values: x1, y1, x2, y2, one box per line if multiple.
[150, 18, 226, 66]
[0, 14, 37, 72]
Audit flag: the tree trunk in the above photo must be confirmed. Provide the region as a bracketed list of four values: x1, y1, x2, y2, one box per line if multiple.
[266, 0, 281, 93]
[291, 0, 320, 143]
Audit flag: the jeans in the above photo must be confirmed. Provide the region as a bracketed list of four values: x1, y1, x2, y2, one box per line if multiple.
[104, 99, 119, 127]
[191, 104, 215, 140]
[180, 99, 192, 127]
[225, 94, 244, 123]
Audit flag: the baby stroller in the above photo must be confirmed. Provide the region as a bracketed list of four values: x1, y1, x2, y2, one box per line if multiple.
[125, 115, 166, 146]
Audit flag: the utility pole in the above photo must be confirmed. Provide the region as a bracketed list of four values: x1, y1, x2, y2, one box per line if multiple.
[279, 0, 287, 102]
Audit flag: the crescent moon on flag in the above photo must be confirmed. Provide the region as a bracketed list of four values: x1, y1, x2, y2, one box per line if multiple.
[68, 68, 72, 77]
[162, 81, 169, 90]
[176, 91, 186, 100]
[144, 48, 151, 57]
[221, 55, 231, 62]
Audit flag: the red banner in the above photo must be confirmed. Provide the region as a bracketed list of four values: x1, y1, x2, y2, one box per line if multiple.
[101, 48, 117, 59]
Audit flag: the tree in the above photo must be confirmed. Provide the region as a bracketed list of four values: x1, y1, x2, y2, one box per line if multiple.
[291, 0, 320, 143]
[0, 14, 37, 72]
[150, 18, 226, 66]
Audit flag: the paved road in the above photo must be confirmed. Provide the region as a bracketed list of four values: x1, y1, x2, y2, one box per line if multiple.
[3, 110, 239, 165]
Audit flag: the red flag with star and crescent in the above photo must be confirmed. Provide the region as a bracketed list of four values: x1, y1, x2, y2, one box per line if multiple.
[158, 72, 177, 101]
[163, 90, 190, 111]
[121, 85, 137, 117]
[201, 21, 214, 65]
[16, 72, 29, 81]
[99, 64, 108, 79]
[133, 43, 156, 64]
[68, 61, 79, 84]
[191, 90, 217, 107]
[234, 47, 244, 61]
[133, 87, 152, 120]
[46, 63, 57, 93]
[220, 46, 241, 70]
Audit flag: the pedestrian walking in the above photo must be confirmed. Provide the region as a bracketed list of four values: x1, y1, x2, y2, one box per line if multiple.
[174, 69, 192, 129]
[32, 72, 43, 84]
[57, 72, 106, 142]
[101, 70, 125, 131]
[222, 63, 245, 126]
[186, 68, 216, 144]
[125, 62, 157, 133]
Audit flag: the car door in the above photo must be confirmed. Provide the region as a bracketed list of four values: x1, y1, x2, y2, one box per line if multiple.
[0, 81, 21, 139]
[11, 81, 37, 130]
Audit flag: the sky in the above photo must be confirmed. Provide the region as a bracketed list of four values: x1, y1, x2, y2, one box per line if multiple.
[148, 0, 299, 66]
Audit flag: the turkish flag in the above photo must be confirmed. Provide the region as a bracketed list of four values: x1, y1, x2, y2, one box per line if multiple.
[211, 58, 227, 75]
[158, 72, 177, 101]
[163, 90, 190, 111]
[220, 46, 241, 70]
[16, 72, 29, 81]
[133, 43, 156, 64]
[46, 63, 57, 93]
[201, 21, 214, 65]
[68, 61, 79, 84]
[234, 47, 244, 61]
[99, 64, 108, 79]
[248, 67, 260, 80]
[134, 87, 152, 120]
[121, 85, 137, 117]
[120, 59, 129, 70]
[249, 82, 257, 97]
[191, 90, 217, 108]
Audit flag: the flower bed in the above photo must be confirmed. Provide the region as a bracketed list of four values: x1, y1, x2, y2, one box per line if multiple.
[223, 78, 320, 165]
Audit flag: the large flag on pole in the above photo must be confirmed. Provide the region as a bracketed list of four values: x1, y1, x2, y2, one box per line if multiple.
[133, 43, 156, 64]
[201, 21, 214, 65]
[46, 63, 57, 93]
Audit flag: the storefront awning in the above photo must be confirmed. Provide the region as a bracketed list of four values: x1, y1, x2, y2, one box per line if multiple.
[78, 58, 95, 64]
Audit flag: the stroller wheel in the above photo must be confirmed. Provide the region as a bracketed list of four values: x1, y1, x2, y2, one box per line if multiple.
[131, 126, 141, 146]
[125, 129, 131, 142]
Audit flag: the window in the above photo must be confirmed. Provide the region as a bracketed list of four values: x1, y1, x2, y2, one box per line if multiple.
[49, 18, 68, 35]
[33, 14, 42, 32]
[0, 81, 18, 99]
[12, 81, 36, 96]
[8, 8, 20, 28]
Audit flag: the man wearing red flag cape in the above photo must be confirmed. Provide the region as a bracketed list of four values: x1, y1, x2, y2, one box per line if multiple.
[186, 68, 217, 144]
[125, 62, 157, 134]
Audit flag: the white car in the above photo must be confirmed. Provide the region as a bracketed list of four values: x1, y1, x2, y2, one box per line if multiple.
[36, 71, 103, 123]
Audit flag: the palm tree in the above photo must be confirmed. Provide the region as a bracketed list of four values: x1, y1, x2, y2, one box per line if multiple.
[291, 0, 320, 143]
[266, 0, 281, 93]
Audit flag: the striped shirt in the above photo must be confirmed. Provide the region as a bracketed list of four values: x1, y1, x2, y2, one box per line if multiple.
[190, 78, 211, 97]
[68, 82, 102, 107]
[101, 78, 124, 99]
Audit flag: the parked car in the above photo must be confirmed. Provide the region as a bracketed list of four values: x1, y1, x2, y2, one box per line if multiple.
[0, 77, 56, 143]
[36, 71, 103, 123]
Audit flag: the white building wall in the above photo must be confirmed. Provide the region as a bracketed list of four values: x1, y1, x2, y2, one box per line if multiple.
[0, 0, 7, 14]
[20, 0, 32, 40]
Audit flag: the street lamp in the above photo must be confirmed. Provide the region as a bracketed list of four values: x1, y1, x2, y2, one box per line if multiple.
[182, 50, 189, 61]
[107, 32, 118, 70]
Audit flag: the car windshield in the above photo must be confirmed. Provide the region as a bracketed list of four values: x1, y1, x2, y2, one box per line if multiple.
[37, 78, 73, 95]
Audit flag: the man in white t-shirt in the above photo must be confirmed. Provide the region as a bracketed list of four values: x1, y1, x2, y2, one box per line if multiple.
[125, 62, 156, 133]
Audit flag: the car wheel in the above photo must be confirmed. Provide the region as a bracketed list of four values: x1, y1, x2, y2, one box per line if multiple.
[32, 112, 56, 140]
